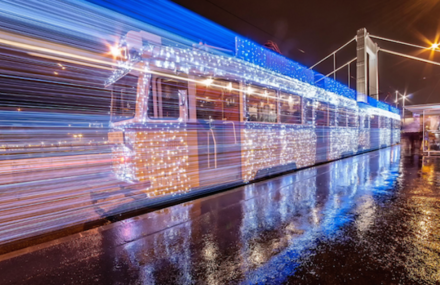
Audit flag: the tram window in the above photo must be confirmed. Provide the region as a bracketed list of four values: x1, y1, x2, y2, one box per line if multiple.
[304, 98, 314, 125]
[280, 92, 301, 124]
[364, 115, 369, 128]
[337, 108, 348, 127]
[380, 116, 388, 128]
[370, 115, 379, 128]
[348, 111, 357, 127]
[111, 74, 137, 122]
[196, 79, 240, 121]
[328, 104, 336, 126]
[148, 76, 187, 120]
[394, 119, 400, 129]
[315, 102, 329, 126]
[245, 85, 277, 123]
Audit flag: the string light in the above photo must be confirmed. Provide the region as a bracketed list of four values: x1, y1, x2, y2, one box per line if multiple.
[109, 31, 400, 194]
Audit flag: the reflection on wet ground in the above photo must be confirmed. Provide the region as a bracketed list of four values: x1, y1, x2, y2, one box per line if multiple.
[0, 145, 439, 284]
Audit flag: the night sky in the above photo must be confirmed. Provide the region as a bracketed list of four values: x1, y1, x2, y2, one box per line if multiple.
[172, 0, 440, 107]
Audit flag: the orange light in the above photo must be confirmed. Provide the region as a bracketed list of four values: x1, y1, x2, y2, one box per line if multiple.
[110, 45, 121, 58]
[120, 157, 125, 162]
[431, 43, 439, 49]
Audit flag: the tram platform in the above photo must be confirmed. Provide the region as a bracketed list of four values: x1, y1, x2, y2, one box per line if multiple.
[0, 145, 439, 284]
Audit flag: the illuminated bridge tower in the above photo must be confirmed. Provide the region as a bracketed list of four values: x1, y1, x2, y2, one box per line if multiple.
[356, 28, 379, 102]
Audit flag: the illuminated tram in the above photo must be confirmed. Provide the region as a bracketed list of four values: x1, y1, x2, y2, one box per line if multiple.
[108, 30, 400, 198]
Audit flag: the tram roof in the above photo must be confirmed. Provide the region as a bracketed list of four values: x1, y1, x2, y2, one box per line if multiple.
[89, 0, 398, 110]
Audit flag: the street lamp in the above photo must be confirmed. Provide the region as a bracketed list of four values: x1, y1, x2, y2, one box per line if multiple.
[400, 94, 409, 125]
[395, 90, 399, 107]
[431, 43, 439, 50]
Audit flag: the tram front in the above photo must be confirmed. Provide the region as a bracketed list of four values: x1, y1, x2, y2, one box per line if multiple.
[106, 31, 199, 198]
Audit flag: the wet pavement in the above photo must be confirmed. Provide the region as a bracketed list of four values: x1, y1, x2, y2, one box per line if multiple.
[0, 145, 439, 284]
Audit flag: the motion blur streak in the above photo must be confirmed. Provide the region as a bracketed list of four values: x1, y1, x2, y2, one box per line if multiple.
[0, 0, 400, 249]
[0, 146, 415, 284]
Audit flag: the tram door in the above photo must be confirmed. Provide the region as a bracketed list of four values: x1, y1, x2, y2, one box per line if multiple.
[370, 115, 380, 150]
[195, 80, 242, 186]
[315, 101, 330, 163]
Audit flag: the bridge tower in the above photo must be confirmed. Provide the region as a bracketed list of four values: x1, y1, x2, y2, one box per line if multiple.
[356, 28, 379, 102]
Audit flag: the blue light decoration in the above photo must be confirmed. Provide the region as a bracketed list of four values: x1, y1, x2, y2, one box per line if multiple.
[88, 0, 388, 107]
[389, 105, 400, 114]
[85, 0, 237, 52]
[235, 37, 315, 84]
[235, 37, 357, 100]
[367, 96, 379, 107]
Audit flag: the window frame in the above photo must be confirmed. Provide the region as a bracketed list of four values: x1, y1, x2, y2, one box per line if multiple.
[279, 91, 302, 125]
[147, 75, 188, 122]
[244, 84, 278, 124]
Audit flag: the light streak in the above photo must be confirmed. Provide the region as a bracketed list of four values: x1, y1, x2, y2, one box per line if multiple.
[0, 0, 400, 248]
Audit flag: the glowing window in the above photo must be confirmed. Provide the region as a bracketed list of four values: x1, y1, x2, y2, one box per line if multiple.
[348, 110, 357, 127]
[280, 92, 301, 124]
[196, 79, 240, 121]
[337, 107, 348, 127]
[245, 85, 277, 123]
[111, 74, 137, 122]
[148, 76, 187, 120]
[328, 104, 336, 127]
[315, 102, 329, 126]
[370, 115, 379, 128]
[304, 98, 314, 125]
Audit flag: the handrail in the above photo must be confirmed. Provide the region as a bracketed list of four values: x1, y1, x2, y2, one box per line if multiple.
[223, 120, 237, 144]
[207, 128, 217, 168]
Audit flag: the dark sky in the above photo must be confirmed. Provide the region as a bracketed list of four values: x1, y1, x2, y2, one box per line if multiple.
[172, 0, 440, 106]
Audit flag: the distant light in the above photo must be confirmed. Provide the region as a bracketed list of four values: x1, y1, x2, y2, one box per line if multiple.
[54, 71, 58, 75]
[110, 45, 121, 57]
[431, 43, 439, 49]
[203, 78, 213, 86]
[17, 108, 21, 111]
[226, 82, 232, 90]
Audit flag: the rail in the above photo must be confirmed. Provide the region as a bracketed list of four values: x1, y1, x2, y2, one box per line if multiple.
[223, 120, 237, 144]
[207, 128, 217, 169]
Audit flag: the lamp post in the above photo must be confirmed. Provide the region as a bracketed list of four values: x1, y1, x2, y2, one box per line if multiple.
[400, 94, 408, 125]
[395, 90, 399, 108]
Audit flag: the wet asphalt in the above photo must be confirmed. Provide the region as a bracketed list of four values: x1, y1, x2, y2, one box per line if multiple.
[0, 145, 439, 284]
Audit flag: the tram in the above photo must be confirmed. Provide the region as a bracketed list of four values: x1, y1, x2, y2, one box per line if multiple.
[108, 30, 400, 199]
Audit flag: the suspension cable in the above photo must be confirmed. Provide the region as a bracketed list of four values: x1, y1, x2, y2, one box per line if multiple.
[370, 35, 440, 53]
[315, 57, 357, 83]
[379, 48, 440, 66]
[309, 37, 356, 69]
